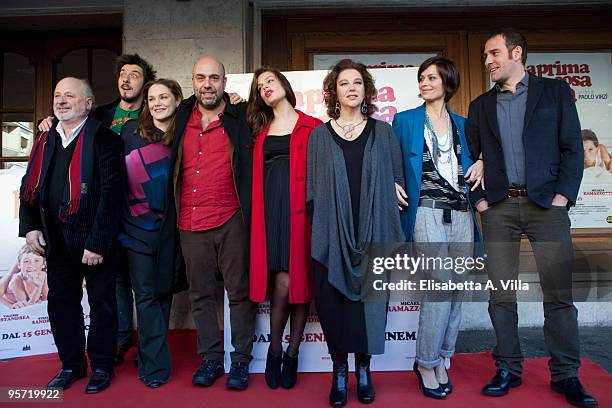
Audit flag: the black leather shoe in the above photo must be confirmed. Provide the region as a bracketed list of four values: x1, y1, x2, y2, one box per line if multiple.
[265, 347, 282, 389]
[355, 353, 375, 404]
[482, 369, 522, 397]
[114, 339, 134, 366]
[226, 362, 249, 390]
[192, 360, 224, 386]
[413, 362, 446, 400]
[329, 354, 348, 407]
[551, 377, 598, 407]
[46, 369, 87, 390]
[281, 352, 299, 389]
[85, 369, 114, 394]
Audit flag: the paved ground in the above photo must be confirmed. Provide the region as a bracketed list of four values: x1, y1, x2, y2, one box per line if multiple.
[456, 326, 612, 373]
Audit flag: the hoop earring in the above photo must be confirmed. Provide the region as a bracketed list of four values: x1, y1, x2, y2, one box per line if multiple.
[334, 101, 340, 115]
[361, 100, 368, 114]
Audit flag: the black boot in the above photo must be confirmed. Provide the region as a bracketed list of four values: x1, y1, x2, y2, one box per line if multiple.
[264, 346, 282, 389]
[329, 353, 348, 407]
[355, 353, 375, 404]
[281, 351, 299, 389]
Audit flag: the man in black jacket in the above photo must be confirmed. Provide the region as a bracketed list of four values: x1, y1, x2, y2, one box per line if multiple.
[161, 56, 255, 390]
[466, 29, 597, 407]
[38, 54, 156, 366]
[93, 54, 156, 133]
[19, 77, 125, 394]
[95, 54, 156, 367]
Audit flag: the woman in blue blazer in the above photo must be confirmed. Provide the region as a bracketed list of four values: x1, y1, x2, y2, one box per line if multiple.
[392, 56, 482, 400]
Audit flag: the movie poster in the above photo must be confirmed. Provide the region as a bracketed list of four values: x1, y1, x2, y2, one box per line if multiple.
[312, 53, 436, 71]
[527, 52, 612, 228]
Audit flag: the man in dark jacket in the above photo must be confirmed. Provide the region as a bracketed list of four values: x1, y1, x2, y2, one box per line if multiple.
[39, 54, 157, 366]
[161, 56, 255, 390]
[19, 77, 125, 393]
[95, 54, 156, 367]
[93, 54, 156, 133]
[466, 29, 597, 407]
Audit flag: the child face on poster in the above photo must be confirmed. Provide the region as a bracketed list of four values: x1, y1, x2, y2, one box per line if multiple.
[19, 252, 46, 287]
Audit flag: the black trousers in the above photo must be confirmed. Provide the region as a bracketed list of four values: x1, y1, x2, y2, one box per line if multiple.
[480, 197, 580, 381]
[126, 249, 172, 382]
[46, 227, 117, 372]
[115, 250, 134, 346]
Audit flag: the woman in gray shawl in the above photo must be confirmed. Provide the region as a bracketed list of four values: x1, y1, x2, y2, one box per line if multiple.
[306, 59, 407, 407]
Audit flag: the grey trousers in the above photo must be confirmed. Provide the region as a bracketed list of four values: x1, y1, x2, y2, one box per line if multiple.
[180, 212, 257, 363]
[480, 197, 580, 381]
[412, 206, 473, 369]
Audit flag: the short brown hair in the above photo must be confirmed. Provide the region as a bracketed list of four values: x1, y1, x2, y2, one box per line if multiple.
[417, 56, 460, 103]
[323, 59, 377, 119]
[486, 28, 529, 65]
[137, 79, 183, 145]
[247, 67, 296, 137]
[582, 129, 599, 146]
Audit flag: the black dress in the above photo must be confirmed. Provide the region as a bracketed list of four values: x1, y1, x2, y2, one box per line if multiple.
[314, 118, 374, 355]
[263, 134, 291, 272]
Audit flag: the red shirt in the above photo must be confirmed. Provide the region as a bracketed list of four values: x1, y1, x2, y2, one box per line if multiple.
[178, 104, 240, 231]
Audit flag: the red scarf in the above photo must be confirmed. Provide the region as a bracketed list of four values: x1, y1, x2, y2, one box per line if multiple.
[21, 122, 94, 222]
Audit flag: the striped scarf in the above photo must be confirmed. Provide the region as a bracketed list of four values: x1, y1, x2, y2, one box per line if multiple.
[21, 122, 94, 223]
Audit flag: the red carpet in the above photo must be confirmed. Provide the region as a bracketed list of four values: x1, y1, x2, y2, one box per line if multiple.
[0, 330, 609, 408]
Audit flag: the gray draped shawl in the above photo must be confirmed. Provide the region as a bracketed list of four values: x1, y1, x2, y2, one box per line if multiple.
[306, 119, 405, 354]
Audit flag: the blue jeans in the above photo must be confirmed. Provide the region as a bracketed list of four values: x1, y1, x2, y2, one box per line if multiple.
[412, 207, 473, 369]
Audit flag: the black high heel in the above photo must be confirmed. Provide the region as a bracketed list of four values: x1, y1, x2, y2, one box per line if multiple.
[437, 364, 452, 394]
[413, 361, 447, 399]
[281, 351, 299, 389]
[355, 353, 375, 404]
[264, 345, 282, 389]
[329, 354, 348, 407]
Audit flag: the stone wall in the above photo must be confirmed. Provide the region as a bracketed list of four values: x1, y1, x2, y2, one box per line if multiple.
[123, 0, 249, 329]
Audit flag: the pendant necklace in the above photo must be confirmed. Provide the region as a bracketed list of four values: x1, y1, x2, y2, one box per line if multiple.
[334, 117, 366, 140]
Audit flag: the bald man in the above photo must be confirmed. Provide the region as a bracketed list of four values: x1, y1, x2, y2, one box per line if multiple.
[19, 77, 125, 393]
[160, 56, 256, 390]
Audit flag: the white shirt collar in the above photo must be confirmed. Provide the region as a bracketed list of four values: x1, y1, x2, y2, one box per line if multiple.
[56, 117, 88, 148]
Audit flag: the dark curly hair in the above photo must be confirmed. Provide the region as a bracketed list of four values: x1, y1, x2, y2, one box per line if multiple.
[323, 59, 377, 119]
[247, 67, 296, 137]
[115, 53, 157, 85]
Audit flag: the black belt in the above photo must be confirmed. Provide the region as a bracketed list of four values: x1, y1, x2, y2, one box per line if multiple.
[507, 187, 528, 197]
[418, 198, 468, 211]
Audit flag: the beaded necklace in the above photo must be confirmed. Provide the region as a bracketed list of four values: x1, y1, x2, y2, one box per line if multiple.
[425, 110, 457, 188]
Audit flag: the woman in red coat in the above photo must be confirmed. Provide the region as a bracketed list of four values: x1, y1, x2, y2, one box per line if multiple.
[247, 68, 322, 390]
